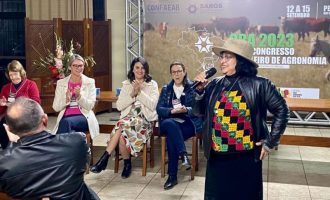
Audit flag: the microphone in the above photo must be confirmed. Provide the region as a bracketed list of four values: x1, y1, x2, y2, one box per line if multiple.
[191, 68, 217, 89]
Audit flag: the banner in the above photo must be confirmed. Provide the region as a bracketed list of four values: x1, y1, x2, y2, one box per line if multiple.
[144, 0, 330, 98]
[279, 87, 320, 99]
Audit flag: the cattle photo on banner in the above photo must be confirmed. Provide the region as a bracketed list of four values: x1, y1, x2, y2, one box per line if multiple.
[143, 0, 330, 99]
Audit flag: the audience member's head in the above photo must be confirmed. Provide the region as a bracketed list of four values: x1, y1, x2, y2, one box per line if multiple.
[5, 97, 47, 136]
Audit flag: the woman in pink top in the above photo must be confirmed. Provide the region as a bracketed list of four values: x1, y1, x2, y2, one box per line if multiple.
[0, 60, 40, 149]
[52, 54, 99, 139]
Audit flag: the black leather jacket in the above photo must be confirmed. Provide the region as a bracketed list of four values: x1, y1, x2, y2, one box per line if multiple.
[193, 76, 289, 161]
[0, 131, 99, 200]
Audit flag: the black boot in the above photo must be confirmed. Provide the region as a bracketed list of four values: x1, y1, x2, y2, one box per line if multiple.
[90, 151, 110, 173]
[180, 152, 191, 170]
[164, 175, 178, 190]
[121, 158, 132, 179]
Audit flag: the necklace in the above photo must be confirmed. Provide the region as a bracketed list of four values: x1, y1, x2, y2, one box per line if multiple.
[9, 79, 27, 95]
[222, 77, 239, 92]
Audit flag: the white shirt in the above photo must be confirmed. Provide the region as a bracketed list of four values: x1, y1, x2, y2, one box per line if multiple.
[173, 84, 184, 99]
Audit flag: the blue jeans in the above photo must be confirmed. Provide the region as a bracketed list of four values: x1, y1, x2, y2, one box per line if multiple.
[160, 118, 195, 176]
[57, 114, 89, 134]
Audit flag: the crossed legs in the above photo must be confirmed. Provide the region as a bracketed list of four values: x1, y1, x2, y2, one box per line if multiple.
[91, 128, 132, 178]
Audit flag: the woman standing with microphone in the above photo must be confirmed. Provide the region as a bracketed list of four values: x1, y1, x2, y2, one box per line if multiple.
[193, 38, 289, 200]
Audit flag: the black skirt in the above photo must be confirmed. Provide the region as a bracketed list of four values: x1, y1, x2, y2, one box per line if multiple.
[204, 150, 263, 200]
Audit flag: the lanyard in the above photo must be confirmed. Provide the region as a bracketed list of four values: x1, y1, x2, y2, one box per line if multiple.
[9, 79, 27, 97]
[224, 77, 239, 92]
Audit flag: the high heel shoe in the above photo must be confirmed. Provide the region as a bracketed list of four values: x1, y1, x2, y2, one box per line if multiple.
[90, 151, 110, 173]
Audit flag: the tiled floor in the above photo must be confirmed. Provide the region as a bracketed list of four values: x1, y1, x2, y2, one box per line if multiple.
[48, 112, 330, 200]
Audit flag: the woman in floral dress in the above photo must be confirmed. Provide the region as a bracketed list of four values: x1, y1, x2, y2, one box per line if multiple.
[91, 57, 159, 178]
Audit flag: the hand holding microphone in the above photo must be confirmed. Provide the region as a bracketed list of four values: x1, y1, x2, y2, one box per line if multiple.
[192, 68, 217, 91]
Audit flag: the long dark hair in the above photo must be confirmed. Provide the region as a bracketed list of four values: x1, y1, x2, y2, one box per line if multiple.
[169, 61, 188, 86]
[235, 54, 258, 77]
[127, 57, 152, 83]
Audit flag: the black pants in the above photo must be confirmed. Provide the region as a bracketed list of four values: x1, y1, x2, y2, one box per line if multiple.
[0, 117, 9, 149]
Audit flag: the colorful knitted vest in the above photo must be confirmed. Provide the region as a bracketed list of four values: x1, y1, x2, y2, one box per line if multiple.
[211, 78, 254, 153]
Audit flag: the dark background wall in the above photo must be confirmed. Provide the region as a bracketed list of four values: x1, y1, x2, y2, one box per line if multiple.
[0, 0, 25, 90]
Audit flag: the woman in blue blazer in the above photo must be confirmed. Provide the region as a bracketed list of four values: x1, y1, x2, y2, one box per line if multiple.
[156, 61, 202, 190]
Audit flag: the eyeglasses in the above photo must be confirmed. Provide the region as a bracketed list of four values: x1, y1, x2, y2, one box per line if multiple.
[171, 70, 183, 75]
[72, 64, 84, 69]
[219, 54, 234, 62]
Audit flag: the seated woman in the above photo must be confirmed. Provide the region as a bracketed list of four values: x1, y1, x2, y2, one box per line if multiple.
[0, 60, 40, 149]
[156, 61, 202, 190]
[91, 57, 159, 178]
[52, 54, 99, 140]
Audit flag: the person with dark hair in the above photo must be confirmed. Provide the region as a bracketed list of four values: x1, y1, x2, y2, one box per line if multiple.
[156, 61, 203, 190]
[0, 97, 100, 200]
[0, 60, 40, 149]
[52, 54, 99, 140]
[193, 38, 289, 200]
[91, 57, 159, 178]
